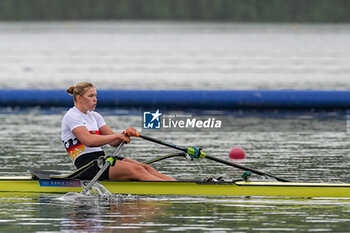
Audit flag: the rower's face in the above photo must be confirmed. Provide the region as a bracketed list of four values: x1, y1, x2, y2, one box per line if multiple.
[80, 87, 97, 111]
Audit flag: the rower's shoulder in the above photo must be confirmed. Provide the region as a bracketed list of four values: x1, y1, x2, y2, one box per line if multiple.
[62, 107, 82, 120]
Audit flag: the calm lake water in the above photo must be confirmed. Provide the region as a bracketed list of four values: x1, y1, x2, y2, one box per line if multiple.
[1, 22, 350, 232]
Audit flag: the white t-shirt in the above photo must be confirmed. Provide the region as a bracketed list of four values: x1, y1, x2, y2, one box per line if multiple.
[61, 106, 106, 164]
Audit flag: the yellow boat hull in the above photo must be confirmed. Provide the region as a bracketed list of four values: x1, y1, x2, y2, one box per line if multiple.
[1, 176, 350, 198]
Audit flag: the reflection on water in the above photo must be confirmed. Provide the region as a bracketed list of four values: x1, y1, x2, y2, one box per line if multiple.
[1, 193, 350, 232]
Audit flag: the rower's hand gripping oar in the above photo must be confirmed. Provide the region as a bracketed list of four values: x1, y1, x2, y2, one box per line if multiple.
[136, 133, 289, 182]
[81, 141, 125, 195]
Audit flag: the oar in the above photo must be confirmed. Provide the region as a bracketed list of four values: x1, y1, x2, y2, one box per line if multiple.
[136, 134, 289, 182]
[145, 152, 187, 164]
[203, 155, 289, 182]
[136, 134, 205, 158]
[81, 141, 125, 195]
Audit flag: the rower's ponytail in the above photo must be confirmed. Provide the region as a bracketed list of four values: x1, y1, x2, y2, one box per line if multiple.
[66, 86, 75, 95]
[66, 82, 94, 102]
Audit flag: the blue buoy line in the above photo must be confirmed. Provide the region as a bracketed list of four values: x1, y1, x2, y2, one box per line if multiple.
[0, 89, 350, 110]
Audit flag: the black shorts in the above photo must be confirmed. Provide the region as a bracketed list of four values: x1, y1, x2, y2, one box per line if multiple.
[74, 151, 124, 181]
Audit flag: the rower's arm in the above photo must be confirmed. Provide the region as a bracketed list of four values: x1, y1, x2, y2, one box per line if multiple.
[100, 125, 138, 146]
[72, 126, 129, 147]
[99, 125, 123, 147]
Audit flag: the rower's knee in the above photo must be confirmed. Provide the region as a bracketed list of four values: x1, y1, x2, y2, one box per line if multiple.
[142, 164, 155, 172]
[129, 165, 150, 179]
[108, 163, 147, 180]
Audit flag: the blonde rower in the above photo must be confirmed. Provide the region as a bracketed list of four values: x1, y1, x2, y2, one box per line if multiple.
[61, 82, 175, 181]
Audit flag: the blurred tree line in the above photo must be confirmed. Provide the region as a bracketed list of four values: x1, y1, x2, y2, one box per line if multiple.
[0, 0, 349, 22]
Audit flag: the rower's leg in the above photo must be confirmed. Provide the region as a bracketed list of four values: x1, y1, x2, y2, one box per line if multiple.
[109, 160, 164, 181]
[122, 158, 176, 181]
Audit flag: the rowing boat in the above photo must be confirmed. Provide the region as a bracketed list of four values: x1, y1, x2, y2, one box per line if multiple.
[1, 175, 350, 198]
[2, 134, 348, 198]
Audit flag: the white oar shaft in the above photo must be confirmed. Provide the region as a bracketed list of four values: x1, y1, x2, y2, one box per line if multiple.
[112, 140, 125, 156]
[81, 141, 125, 195]
[81, 162, 110, 195]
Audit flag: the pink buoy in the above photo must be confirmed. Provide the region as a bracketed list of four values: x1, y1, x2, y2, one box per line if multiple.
[229, 147, 245, 159]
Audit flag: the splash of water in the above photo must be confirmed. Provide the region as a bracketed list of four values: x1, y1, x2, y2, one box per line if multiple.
[84, 182, 113, 197]
[56, 182, 139, 204]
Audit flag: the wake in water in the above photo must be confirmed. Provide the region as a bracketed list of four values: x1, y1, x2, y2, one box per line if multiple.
[56, 182, 139, 204]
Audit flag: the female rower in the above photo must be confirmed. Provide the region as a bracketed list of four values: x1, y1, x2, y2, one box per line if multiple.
[61, 82, 175, 181]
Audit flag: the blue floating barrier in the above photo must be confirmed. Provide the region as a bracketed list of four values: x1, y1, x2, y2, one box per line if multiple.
[0, 89, 350, 110]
